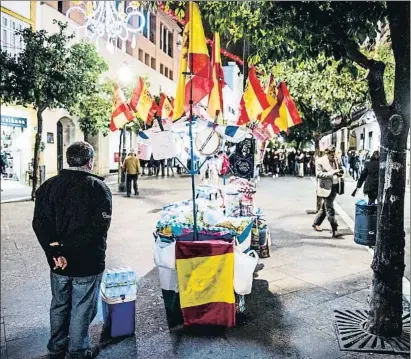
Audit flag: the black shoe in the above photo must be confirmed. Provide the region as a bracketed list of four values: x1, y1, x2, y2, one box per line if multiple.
[127, 193, 131, 197]
[84, 346, 100, 359]
[49, 353, 66, 359]
[135, 191, 139, 195]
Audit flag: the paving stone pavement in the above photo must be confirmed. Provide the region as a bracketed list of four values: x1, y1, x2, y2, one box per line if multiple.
[0, 175, 408, 359]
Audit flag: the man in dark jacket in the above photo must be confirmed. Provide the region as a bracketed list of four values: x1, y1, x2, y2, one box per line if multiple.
[33, 141, 112, 359]
[356, 150, 379, 204]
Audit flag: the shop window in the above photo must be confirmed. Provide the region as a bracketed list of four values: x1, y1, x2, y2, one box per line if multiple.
[145, 53, 150, 66]
[138, 49, 143, 62]
[149, 12, 156, 43]
[151, 57, 156, 70]
[160, 64, 164, 75]
[167, 32, 173, 57]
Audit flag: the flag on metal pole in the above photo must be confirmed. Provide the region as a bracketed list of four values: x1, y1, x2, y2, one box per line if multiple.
[129, 77, 158, 125]
[237, 67, 270, 126]
[173, 2, 213, 120]
[208, 33, 225, 123]
[110, 84, 134, 132]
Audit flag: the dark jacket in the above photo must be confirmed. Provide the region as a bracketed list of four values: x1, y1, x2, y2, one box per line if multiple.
[33, 169, 112, 277]
[357, 159, 379, 194]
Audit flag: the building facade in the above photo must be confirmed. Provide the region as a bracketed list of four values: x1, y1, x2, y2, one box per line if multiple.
[35, 1, 180, 177]
[0, 1, 37, 185]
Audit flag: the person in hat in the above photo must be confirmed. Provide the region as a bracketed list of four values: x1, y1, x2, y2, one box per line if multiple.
[122, 148, 140, 197]
[312, 145, 344, 238]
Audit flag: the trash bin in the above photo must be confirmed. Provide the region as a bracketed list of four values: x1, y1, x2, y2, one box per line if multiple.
[354, 200, 377, 246]
[101, 267, 138, 338]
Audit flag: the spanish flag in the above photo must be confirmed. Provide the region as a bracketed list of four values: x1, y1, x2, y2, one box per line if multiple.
[109, 84, 134, 132]
[173, 2, 213, 121]
[237, 67, 270, 126]
[260, 76, 302, 133]
[157, 93, 174, 119]
[208, 33, 225, 123]
[129, 77, 158, 125]
[176, 241, 236, 327]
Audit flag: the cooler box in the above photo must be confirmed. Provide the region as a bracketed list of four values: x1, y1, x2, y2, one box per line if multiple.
[354, 200, 377, 246]
[100, 268, 138, 338]
[101, 293, 136, 338]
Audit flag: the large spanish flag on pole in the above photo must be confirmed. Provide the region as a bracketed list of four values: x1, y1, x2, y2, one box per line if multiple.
[208, 33, 225, 123]
[176, 241, 236, 327]
[129, 77, 158, 125]
[173, 2, 213, 121]
[237, 67, 270, 126]
[110, 84, 134, 132]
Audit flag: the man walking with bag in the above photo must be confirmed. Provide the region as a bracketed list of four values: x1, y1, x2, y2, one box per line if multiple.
[312, 145, 344, 238]
[33, 141, 112, 359]
[122, 148, 140, 197]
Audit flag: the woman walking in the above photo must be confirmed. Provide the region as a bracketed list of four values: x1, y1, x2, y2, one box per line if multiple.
[356, 150, 379, 204]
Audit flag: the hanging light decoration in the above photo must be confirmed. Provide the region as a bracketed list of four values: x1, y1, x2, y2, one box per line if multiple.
[66, 1, 146, 52]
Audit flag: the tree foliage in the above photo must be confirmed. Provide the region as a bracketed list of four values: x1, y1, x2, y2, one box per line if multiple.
[0, 21, 108, 199]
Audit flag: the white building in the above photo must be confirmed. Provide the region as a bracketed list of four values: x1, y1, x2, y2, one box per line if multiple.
[222, 62, 244, 125]
[28, 1, 180, 178]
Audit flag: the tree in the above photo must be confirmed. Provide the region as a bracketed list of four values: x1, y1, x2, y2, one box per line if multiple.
[200, 1, 410, 336]
[70, 78, 114, 142]
[0, 21, 108, 200]
[265, 54, 368, 152]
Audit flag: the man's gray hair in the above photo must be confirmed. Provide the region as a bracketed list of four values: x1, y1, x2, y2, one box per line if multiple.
[66, 141, 95, 167]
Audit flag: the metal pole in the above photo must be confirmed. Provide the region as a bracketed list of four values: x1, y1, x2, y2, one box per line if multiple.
[189, 90, 198, 241]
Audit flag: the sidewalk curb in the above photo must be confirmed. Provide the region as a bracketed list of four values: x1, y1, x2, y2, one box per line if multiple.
[1, 196, 31, 204]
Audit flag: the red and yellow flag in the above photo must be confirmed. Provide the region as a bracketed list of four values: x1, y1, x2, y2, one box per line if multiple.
[173, 2, 213, 120]
[208, 33, 225, 123]
[237, 67, 270, 126]
[157, 93, 174, 119]
[110, 84, 134, 132]
[259, 75, 302, 133]
[129, 77, 158, 125]
[176, 240, 236, 327]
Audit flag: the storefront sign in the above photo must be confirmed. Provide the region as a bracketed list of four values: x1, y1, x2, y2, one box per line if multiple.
[1, 115, 27, 128]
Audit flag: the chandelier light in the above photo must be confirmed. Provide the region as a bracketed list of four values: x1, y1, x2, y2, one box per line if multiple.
[66, 1, 146, 52]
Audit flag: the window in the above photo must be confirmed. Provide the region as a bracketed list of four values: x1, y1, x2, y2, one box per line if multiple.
[0, 13, 29, 57]
[159, 24, 163, 50]
[169, 70, 173, 80]
[117, 38, 123, 50]
[160, 64, 164, 75]
[149, 13, 156, 43]
[360, 133, 365, 150]
[142, 10, 148, 38]
[126, 40, 133, 55]
[167, 31, 173, 57]
[138, 49, 143, 62]
[145, 53, 150, 66]
[151, 57, 156, 70]
[58, 1, 63, 14]
[165, 67, 169, 78]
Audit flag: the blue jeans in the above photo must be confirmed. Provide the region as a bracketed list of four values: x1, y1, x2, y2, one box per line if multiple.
[48, 272, 103, 358]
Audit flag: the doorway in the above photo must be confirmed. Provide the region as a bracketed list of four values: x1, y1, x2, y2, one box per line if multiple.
[57, 121, 63, 172]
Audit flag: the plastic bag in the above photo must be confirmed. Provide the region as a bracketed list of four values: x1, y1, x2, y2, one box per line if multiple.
[234, 242, 258, 295]
[153, 235, 176, 269]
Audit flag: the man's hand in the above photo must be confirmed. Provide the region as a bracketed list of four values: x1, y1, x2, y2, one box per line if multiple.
[53, 256, 67, 270]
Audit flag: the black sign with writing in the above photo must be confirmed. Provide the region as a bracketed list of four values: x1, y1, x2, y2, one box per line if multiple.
[233, 138, 254, 179]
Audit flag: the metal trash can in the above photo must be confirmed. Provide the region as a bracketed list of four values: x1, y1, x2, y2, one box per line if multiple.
[354, 200, 377, 246]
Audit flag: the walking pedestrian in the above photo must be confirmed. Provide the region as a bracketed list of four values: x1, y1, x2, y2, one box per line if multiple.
[356, 150, 379, 204]
[288, 150, 295, 175]
[122, 148, 140, 197]
[312, 145, 344, 238]
[166, 157, 175, 176]
[294, 150, 300, 176]
[33, 141, 112, 359]
[297, 151, 305, 177]
[272, 150, 279, 178]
